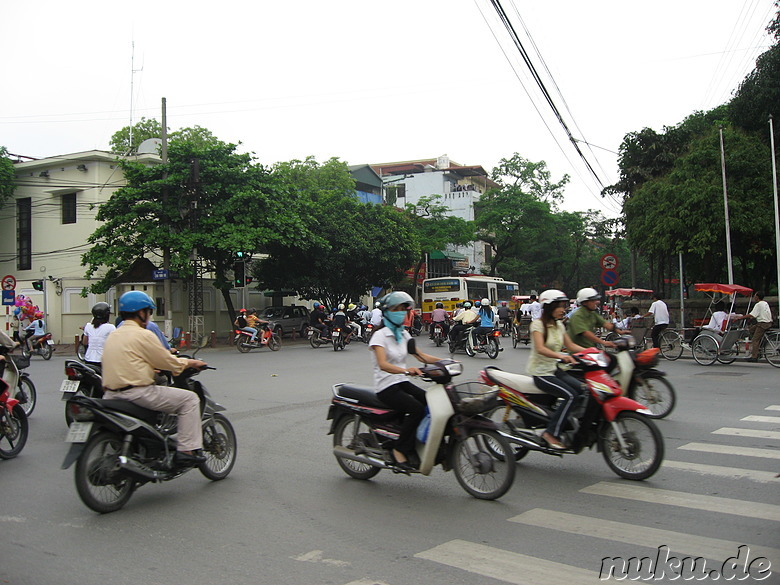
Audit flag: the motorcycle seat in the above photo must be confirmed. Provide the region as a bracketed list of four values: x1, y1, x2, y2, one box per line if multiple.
[335, 384, 390, 410]
[482, 366, 545, 395]
[94, 399, 162, 424]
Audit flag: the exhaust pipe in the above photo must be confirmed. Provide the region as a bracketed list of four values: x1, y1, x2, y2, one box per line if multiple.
[119, 456, 163, 481]
[333, 446, 388, 469]
[497, 430, 544, 450]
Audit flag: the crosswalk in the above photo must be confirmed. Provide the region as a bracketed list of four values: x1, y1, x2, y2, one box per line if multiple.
[335, 403, 779, 585]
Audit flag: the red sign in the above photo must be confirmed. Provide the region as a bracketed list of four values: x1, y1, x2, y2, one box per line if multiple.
[1, 275, 16, 291]
[600, 254, 619, 271]
[600, 270, 619, 287]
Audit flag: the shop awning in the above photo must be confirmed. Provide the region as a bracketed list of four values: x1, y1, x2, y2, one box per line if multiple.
[429, 250, 468, 261]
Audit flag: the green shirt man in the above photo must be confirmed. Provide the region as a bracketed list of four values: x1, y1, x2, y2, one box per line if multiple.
[567, 288, 622, 348]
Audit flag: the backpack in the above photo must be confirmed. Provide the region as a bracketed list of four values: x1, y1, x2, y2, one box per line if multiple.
[236, 316, 247, 328]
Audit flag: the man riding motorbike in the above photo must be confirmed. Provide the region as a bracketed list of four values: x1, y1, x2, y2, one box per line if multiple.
[101, 291, 207, 465]
[449, 301, 478, 346]
[429, 302, 450, 340]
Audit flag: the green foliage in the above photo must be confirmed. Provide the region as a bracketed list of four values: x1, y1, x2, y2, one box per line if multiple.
[255, 158, 419, 307]
[109, 118, 164, 154]
[0, 147, 14, 208]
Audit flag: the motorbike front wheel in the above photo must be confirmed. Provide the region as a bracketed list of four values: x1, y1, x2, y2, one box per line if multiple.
[451, 429, 515, 500]
[434, 335, 442, 347]
[267, 334, 281, 351]
[199, 413, 237, 480]
[74, 431, 135, 513]
[465, 339, 476, 357]
[16, 376, 37, 417]
[332, 416, 381, 480]
[486, 338, 500, 359]
[0, 405, 29, 459]
[630, 375, 675, 419]
[485, 406, 529, 461]
[599, 411, 664, 481]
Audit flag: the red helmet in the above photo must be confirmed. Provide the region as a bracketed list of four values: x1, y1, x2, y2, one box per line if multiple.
[34, 311, 43, 319]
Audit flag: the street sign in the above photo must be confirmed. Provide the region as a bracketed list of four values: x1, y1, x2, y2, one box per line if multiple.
[1, 275, 16, 291]
[2, 290, 15, 305]
[600, 254, 619, 271]
[600, 269, 619, 287]
[152, 269, 169, 280]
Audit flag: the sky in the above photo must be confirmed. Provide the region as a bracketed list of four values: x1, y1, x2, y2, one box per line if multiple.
[1, 0, 776, 216]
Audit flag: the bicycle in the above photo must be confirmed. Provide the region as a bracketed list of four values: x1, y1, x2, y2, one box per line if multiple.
[604, 325, 683, 361]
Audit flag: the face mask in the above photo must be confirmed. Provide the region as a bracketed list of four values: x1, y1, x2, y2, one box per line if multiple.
[385, 310, 407, 326]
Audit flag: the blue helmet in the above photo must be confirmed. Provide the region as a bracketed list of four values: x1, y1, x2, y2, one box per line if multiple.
[119, 291, 156, 313]
[379, 291, 415, 311]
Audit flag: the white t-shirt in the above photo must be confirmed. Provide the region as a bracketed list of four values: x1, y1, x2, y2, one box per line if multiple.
[648, 300, 670, 325]
[749, 300, 772, 324]
[529, 301, 542, 320]
[83, 322, 116, 362]
[370, 308, 383, 326]
[369, 327, 413, 392]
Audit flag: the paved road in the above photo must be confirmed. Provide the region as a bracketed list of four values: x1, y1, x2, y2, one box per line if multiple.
[1, 338, 778, 585]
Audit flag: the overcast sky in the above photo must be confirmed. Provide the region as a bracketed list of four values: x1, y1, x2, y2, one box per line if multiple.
[1, 1, 776, 215]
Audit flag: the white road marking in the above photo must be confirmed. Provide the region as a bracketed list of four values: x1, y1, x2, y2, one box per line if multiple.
[290, 550, 351, 567]
[678, 442, 780, 460]
[580, 482, 780, 521]
[663, 459, 779, 483]
[713, 427, 780, 440]
[509, 508, 780, 562]
[741, 415, 780, 423]
[765, 405, 780, 411]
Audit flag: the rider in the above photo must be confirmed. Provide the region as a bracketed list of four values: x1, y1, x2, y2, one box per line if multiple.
[528, 289, 587, 450]
[369, 291, 442, 471]
[101, 291, 207, 465]
[449, 300, 478, 345]
[82, 302, 116, 368]
[234, 309, 258, 342]
[310, 302, 330, 337]
[429, 302, 450, 340]
[370, 301, 383, 327]
[346, 303, 363, 339]
[497, 300, 513, 331]
[471, 298, 495, 346]
[23, 311, 47, 351]
[567, 288, 623, 349]
[332, 304, 353, 343]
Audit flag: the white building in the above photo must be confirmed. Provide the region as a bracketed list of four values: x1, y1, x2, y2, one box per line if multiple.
[371, 155, 498, 277]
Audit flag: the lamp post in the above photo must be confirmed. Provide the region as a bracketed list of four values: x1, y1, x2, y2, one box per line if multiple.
[719, 126, 734, 285]
[770, 115, 780, 319]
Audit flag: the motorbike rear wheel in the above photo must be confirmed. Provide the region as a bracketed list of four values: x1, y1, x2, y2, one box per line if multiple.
[465, 339, 475, 357]
[199, 413, 237, 480]
[599, 411, 663, 480]
[310, 334, 323, 348]
[74, 431, 135, 513]
[40, 343, 53, 360]
[0, 405, 28, 459]
[630, 375, 675, 419]
[16, 376, 37, 417]
[486, 338, 500, 359]
[452, 429, 515, 500]
[332, 416, 381, 480]
[236, 340, 252, 353]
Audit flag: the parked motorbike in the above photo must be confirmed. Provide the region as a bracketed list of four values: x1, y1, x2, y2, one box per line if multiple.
[448, 325, 501, 359]
[0, 348, 29, 459]
[235, 323, 281, 353]
[22, 332, 54, 360]
[327, 340, 516, 500]
[482, 339, 664, 481]
[61, 362, 237, 513]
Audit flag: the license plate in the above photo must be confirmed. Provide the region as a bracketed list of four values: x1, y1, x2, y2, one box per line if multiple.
[46, 339, 54, 345]
[65, 421, 93, 443]
[332, 332, 340, 337]
[307, 330, 313, 338]
[60, 379, 80, 393]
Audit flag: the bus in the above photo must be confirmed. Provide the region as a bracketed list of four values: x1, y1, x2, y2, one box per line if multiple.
[420, 276, 520, 324]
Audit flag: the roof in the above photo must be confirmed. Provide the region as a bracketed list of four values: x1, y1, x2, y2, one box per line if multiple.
[694, 283, 754, 296]
[12, 149, 161, 171]
[348, 164, 383, 190]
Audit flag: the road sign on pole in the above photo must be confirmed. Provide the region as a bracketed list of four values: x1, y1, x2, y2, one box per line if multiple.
[2, 290, 15, 305]
[600, 270, 619, 287]
[2, 275, 16, 291]
[600, 254, 619, 271]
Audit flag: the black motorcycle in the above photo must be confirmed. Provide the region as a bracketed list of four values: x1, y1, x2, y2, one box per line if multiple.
[62, 364, 237, 513]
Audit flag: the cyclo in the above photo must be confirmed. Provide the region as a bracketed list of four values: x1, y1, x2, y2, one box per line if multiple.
[690, 283, 778, 367]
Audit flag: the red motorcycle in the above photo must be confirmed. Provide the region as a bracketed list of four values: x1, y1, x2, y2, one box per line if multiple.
[0, 349, 29, 459]
[482, 339, 664, 480]
[235, 324, 280, 353]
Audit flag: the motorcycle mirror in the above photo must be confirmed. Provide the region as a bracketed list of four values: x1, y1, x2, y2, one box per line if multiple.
[407, 338, 418, 356]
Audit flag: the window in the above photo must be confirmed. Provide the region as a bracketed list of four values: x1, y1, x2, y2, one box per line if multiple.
[62, 192, 77, 224]
[484, 243, 493, 263]
[17, 198, 32, 270]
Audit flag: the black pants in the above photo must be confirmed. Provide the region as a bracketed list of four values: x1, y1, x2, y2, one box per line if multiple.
[651, 323, 668, 348]
[377, 381, 427, 456]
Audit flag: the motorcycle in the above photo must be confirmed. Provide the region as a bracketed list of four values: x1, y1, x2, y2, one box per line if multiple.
[235, 323, 281, 353]
[0, 348, 29, 459]
[327, 340, 516, 500]
[2, 352, 37, 417]
[430, 321, 447, 347]
[409, 313, 423, 336]
[61, 360, 104, 425]
[307, 326, 327, 348]
[22, 332, 54, 360]
[331, 326, 349, 351]
[61, 361, 237, 513]
[363, 322, 375, 343]
[482, 338, 664, 481]
[448, 325, 501, 359]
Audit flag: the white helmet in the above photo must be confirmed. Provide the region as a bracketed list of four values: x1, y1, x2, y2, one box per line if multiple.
[338, 303, 345, 310]
[576, 287, 601, 304]
[374, 302, 381, 308]
[539, 289, 568, 305]
[481, 298, 490, 306]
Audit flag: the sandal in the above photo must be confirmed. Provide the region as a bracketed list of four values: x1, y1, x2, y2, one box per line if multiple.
[542, 432, 566, 451]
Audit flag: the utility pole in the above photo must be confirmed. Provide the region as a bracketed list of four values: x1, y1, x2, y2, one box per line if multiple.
[161, 97, 172, 339]
[719, 127, 734, 285]
[770, 115, 780, 320]
[187, 158, 204, 345]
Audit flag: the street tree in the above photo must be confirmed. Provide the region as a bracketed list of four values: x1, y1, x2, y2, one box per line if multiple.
[83, 135, 308, 324]
[255, 157, 419, 308]
[110, 119, 221, 154]
[0, 147, 14, 208]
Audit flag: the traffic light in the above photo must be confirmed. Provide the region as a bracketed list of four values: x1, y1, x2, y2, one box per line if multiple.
[234, 262, 245, 288]
[245, 277, 253, 286]
[32, 280, 44, 291]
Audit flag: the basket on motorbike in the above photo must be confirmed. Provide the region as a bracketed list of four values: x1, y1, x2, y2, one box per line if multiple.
[448, 382, 499, 415]
[10, 354, 30, 370]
